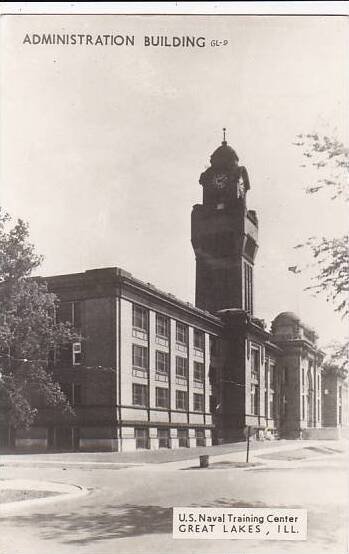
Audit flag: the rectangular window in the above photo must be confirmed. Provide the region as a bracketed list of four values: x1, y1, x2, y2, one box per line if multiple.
[302, 367, 305, 388]
[132, 344, 148, 371]
[317, 399, 320, 421]
[61, 383, 81, 406]
[178, 428, 188, 447]
[244, 262, 253, 314]
[57, 302, 73, 324]
[132, 383, 148, 407]
[251, 348, 260, 380]
[72, 301, 82, 329]
[193, 393, 205, 412]
[194, 361, 205, 383]
[155, 351, 169, 374]
[176, 322, 188, 345]
[73, 384, 81, 406]
[251, 384, 259, 415]
[269, 396, 274, 419]
[158, 428, 170, 448]
[195, 428, 206, 446]
[132, 304, 148, 332]
[156, 314, 169, 338]
[302, 395, 305, 420]
[269, 363, 275, 389]
[155, 387, 169, 409]
[61, 383, 73, 404]
[72, 342, 82, 366]
[176, 390, 188, 411]
[135, 428, 149, 449]
[194, 329, 205, 351]
[176, 356, 188, 378]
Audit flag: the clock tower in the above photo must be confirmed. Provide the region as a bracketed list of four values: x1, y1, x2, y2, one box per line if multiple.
[191, 130, 259, 314]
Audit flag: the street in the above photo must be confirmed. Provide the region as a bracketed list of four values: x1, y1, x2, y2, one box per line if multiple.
[0, 440, 348, 554]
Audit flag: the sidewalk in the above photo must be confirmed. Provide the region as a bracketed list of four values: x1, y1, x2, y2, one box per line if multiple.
[0, 439, 288, 467]
[1, 438, 346, 469]
[132, 439, 347, 471]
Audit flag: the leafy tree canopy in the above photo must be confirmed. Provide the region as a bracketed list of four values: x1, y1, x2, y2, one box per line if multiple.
[293, 134, 349, 317]
[0, 209, 75, 431]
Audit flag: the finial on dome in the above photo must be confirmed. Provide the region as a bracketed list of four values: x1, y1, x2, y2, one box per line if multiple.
[222, 127, 227, 145]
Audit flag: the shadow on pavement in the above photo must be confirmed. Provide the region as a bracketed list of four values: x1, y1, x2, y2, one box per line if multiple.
[0, 499, 267, 544]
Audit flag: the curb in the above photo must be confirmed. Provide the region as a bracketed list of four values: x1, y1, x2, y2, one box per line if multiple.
[0, 479, 89, 516]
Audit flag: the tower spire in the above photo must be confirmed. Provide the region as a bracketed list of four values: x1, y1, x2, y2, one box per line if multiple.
[222, 127, 227, 144]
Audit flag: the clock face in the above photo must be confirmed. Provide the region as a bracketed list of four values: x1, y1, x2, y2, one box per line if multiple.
[213, 173, 228, 189]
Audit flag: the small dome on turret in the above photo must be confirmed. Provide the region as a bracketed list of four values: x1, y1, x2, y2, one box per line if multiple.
[210, 140, 239, 169]
[272, 311, 318, 344]
[273, 312, 301, 325]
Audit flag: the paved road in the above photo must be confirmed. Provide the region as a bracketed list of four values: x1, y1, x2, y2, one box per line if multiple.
[0, 440, 348, 554]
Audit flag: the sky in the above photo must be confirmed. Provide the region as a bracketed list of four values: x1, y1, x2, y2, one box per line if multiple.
[1, 14, 348, 347]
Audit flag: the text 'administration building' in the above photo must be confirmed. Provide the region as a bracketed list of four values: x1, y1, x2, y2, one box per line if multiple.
[15, 136, 341, 452]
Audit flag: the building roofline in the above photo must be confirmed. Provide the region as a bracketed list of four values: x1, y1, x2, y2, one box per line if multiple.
[42, 266, 223, 327]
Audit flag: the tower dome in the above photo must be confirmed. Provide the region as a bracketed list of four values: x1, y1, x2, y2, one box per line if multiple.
[210, 140, 239, 169]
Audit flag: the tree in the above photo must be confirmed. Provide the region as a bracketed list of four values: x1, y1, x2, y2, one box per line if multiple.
[292, 134, 348, 370]
[0, 209, 76, 440]
[293, 134, 349, 317]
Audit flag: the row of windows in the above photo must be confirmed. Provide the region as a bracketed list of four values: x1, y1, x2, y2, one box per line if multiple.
[132, 383, 205, 412]
[132, 345, 205, 381]
[132, 304, 205, 349]
[135, 427, 206, 449]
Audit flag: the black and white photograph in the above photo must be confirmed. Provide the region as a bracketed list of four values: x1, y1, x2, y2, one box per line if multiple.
[0, 3, 348, 554]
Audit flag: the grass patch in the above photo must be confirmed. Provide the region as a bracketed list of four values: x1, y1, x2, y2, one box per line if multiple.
[0, 489, 61, 504]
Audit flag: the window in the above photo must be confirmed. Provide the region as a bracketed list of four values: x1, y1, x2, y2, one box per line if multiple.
[176, 356, 187, 378]
[195, 428, 206, 446]
[61, 383, 73, 404]
[217, 203, 224, 210]
[176, 390, 188, 411]
[132, 384, 148, 407]
[156, 314, 169, 338]
[251, 384, 259, 415]
[176, 322, 188, 345]
[155, 387, 169, 409]
[243, 262, 253, 314]
[158, 428, 170, 448]
[194, 361, 205, 383]
[178, 428, 188, 447]
[193, 393, 204, 412]
[269, 363, 275, 388]
[72, 342, 82, 366]
[251, 348, 260, 380]
[60, 383, 81, 406]
[317, 374, 320, 391]
[72, 302, 82, 329]
[317, 399, 320, 421]
[135, 428, 149, 449]
[194, 329, 205, 351]
[132, 304, 148, 332]
[302, 367, 305, 388]
[269, 396, 274, 419]
[132, 344, 148, 370]
[73, 384, 81, 406]
[58, 301, 82, 328]
[156, 351, 169, 374]
[302, 395, 305, 420]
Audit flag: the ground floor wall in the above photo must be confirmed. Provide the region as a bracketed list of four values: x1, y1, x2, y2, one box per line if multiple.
[8, 422, 213, 452]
